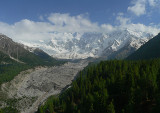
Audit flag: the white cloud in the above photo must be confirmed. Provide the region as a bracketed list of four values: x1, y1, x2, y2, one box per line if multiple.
[116, 16, 131, 26]
[0, 19, 54, 41]
[148, 0, 156, 6]
[39, 15, 44, 21]
[120, 23, 159, 35]
[101, 24, 115, 33]
[0, 13, 101, 42]
[128, 0, 159, 16]
[47, 13, 99, 33]
[0, 13, 159, 42]
[114, 13, 159, 35]
[117, 12, 124, 16]
[128, 0, 146, 16]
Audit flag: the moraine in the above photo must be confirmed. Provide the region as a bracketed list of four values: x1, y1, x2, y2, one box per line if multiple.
[0, 60, 88, 113]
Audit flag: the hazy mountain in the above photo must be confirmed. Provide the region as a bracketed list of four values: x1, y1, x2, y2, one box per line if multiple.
[19, 29, 154, 60]
[127, 33, 160, 60]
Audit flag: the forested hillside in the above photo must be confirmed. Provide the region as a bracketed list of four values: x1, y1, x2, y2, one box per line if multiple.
[0, 51, 64, 86]
[37, 59, 160, 113]
[0, 34, 66, 113]
[0, 51, 16, 64]
[0, 34, 65, 85]
[127, 33, 160, 60]
[0, 51, 30, 85]
[0, 34, 64, 66]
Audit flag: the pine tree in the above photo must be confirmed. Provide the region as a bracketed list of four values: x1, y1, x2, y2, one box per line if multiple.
[49, 101, 54, 113]
[107, 100, 115, 113]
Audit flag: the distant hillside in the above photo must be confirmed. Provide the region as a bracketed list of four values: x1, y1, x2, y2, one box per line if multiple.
[0, 34, 63, 66]
[127, 33, 160, 60]
[0, 34, 65, 87]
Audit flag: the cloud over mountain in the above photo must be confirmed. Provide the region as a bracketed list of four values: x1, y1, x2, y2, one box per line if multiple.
[0, 12, 159, 42]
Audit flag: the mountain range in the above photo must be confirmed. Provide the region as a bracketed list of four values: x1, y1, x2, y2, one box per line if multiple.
[19, 29, 154, 60]
[36, 33, 160, 113]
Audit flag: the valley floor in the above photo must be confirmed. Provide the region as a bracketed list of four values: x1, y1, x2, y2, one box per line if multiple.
[0, 60, 88, 113]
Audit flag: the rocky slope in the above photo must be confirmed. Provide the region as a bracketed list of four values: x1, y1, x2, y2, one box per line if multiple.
[0, 34, 60, 65]
[0, 60, 88, 113]
[19, 29, 154, 60]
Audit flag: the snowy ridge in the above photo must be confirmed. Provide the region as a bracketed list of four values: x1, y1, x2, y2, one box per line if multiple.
[19, 29, 154, 59]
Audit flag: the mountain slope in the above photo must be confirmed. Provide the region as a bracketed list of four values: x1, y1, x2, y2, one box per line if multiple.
[19, 29, 154, 60]
[0, 34, 64, 86]
[0, 34, 61, 65]
[127, 33, 160, 60]
[0, 51, 16, 64]
[107, 44, 136, 59]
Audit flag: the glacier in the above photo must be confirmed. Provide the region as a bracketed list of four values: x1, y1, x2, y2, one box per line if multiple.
[19, 29, 154, 59]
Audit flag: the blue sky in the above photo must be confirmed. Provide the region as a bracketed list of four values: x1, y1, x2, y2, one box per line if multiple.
[0, 0, 160, 41]
[0, 0, 130, 24]
[1, 0, 159, 25]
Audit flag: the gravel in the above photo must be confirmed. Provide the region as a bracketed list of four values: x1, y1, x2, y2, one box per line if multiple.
[1, 60, 88, 113]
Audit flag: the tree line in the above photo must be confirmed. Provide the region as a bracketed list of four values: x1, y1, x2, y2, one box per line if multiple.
[37, 59, 160, 113]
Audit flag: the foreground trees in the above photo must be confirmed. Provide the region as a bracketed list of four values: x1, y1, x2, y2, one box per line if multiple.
[38, 59, 160, 113]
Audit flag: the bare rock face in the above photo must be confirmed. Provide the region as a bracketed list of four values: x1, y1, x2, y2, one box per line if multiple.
[0, 34, 28, 59]
[0, 34, 58, 64]
[1, 60, 88, 113]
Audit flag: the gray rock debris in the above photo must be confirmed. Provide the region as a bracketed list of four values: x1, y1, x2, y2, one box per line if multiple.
[1, 60, 88, 113]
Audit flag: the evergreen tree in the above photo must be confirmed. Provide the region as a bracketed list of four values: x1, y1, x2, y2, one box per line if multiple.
[107, 100, 115, 113]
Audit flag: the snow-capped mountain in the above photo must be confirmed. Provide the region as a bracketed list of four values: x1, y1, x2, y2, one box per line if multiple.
[19, 29, 154, 59]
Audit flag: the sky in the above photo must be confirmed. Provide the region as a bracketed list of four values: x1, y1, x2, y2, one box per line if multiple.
[0, 0, 160, 41]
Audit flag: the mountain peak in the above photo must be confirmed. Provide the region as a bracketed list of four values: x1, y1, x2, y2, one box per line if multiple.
[19, 29, 155, 59]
